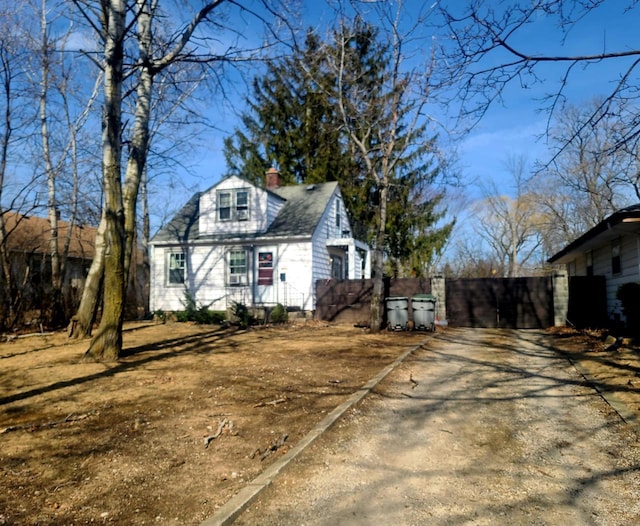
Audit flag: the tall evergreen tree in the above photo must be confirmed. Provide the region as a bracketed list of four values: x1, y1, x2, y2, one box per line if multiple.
[224, 20, 452, 295]
[224, 30, 352, 187]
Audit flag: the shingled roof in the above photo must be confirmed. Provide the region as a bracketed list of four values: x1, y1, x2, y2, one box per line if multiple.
[267, 182, 337, 237]
[152, 181, 338, 243]
[2, 212, 95, 259]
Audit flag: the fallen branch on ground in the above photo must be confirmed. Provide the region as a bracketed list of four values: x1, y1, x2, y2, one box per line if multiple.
[1, 411, 98, 434]
[204, 418, 235, 448]
[253, 397, 287, 408]
[249, 433, 289, 461]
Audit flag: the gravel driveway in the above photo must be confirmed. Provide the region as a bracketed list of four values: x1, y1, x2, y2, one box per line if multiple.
[232, 328, 640, 525]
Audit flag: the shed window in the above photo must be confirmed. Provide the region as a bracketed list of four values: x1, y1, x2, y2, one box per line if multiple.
[168, 252, 185, 285]
[612, 240, 621, 275]
[586, 251, 593, 277]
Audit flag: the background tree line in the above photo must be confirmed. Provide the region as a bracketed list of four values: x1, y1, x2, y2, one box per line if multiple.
[1, 0, 639, 354]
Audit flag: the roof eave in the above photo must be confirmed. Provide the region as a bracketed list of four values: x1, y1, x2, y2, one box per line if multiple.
[547, 208, 640, 264]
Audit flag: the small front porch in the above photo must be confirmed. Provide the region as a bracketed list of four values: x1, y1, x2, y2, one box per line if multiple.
[326, 237, 371, 280]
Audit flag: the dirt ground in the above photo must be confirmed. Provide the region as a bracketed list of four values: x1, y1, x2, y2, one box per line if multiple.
[0, 320, 426, 525]
[234, 327, 640, 525]
[1, 321, 639, 525]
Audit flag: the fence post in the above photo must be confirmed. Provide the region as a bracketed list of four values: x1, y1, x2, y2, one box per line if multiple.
[552, 271, 569, 327]
[430, 275, 447, 323]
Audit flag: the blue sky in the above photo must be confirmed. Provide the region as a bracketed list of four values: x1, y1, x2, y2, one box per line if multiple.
[450, 1, 638, 195]
[153, 0, 638, 232]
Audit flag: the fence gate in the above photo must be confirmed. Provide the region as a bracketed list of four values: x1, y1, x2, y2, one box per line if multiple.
[445, 277, 554, 329]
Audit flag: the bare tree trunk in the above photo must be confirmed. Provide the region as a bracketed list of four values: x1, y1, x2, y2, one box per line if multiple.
[65, 71, 103, 335]
[140, 163, 150, 315]
[84, 0, 125, 361]
[122, 1, 152, 285]
[0, 44, 14, 329]
[69, 211, 106, 339]
[38, 0, 66, 326]
[369, 180, 389, 332]
[76, 0, 234, 358]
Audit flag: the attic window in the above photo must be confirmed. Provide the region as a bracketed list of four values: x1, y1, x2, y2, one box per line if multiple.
[218, 189, 249, 221]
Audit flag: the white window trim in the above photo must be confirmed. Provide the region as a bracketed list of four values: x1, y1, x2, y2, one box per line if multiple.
[227, 248, 249, 286]
[218, 188, 250, 222]
[166, 250, 186, 286]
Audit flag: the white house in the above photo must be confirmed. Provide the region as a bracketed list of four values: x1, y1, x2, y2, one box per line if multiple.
[548, 203, 640, 324]
[149, 169, 371, 313]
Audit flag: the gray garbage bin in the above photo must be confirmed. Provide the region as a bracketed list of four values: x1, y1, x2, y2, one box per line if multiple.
[386, 296, 409, 331]
[411, 294, 437, 331]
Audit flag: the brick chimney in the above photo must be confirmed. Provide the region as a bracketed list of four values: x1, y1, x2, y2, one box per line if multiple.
[265, 167, 280, 189]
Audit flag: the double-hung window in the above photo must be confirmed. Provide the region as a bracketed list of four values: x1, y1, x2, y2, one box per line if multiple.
[228, 249, 248, 285]
[218, 189, 250, 221]
[168, 252, 185, 285]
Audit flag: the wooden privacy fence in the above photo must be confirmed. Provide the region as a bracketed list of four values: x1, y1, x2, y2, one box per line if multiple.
[445, 277, 553, 329]
[315, 274, 606, 329]
[315, 277, 432, 326]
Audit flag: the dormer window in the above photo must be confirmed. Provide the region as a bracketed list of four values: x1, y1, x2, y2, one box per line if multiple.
[218, 189, 249, 221]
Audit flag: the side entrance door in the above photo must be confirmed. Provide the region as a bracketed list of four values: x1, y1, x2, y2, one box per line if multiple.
[255, 248, 277, 305]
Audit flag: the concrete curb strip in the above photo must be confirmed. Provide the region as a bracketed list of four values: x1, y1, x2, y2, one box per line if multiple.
[568, 356, 640, 435]
[200, 337, 428, 526]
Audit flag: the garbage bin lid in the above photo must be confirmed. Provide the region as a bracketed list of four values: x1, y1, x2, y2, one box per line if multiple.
[412, 293, 436, 300]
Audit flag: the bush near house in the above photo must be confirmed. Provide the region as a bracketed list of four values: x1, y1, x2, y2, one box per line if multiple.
[270, 303, 289, 324]
[174, 289, 226, 325]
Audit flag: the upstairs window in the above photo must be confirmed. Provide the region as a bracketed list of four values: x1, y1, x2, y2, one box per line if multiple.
[218, 192, 232, 220]
[168, 252, 185, 285]
[612, 240, 621, 275]
[228, 249, 248, 286]
[586, 251, 593, 277]
[236, 190, 249, 220]
[218, 189, 250, 221]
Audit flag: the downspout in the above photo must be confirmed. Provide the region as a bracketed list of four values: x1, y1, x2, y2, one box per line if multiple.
[250, 244, 255, 307]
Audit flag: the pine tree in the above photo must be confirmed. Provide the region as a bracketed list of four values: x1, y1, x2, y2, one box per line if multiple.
[224, 30, 351, 187]
[224, 20, 453, 301]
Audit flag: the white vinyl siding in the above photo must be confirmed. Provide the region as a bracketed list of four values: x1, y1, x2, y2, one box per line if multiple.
[199, 176, 273, 236]
[150, 180, 369, 313]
